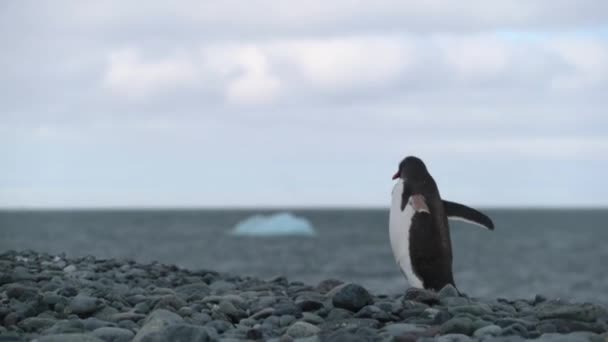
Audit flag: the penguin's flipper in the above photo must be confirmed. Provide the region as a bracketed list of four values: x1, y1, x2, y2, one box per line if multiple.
[443, 200, 494, 230]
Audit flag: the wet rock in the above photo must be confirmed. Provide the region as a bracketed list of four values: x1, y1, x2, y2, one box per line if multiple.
[92, 327, 135, 342]
[440, 317, 474, 336]
[329, 283, 373, 312]
[354, 305, 391, 322]
[5, 284, 39, 301]
[155, 324, 218, 342]
[132, 309, 183, 342]
[286, 321, 320, 338]
[473, 324, 502, 338]
[33, 333, 104, 342]
[382, 323, 427, 337]
[43, 319, 86, 334]
[67, 295, 102, 316]
[438, 284, 460, 298]
[317, 279, 343, 294]
[405, 288, 440, 305]
[535, 302, 605, 322]
[436, 334, 472, 342]
[251, 308, 275, 320]
[17, 317, 56, 332]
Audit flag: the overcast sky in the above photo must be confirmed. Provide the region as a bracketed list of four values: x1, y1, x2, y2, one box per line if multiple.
[1, 1, 607, 208]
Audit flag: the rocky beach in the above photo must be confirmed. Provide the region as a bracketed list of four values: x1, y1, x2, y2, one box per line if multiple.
[1, 250, 607, 342]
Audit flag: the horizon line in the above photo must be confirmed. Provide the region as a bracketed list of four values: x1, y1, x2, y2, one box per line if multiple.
[1, 204, 607, 211]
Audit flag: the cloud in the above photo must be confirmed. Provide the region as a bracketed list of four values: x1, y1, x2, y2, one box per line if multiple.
[274, 37, 415, 90]
[549, 38, 608, 89]
[100, 34, 608, 105]
[103, 49, 198, 97]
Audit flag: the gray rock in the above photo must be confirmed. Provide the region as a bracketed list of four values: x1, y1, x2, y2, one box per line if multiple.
[17, 317, 56, 332]
[153, 294, 187, 311]
[320, 318, 380, 331]
[501, 323, 528, 338]
[317, 279, 343, 294]
[92, 327, 135, 342]
[251, 308, 275, 320]
[132, 309, 184, 342]
[326, 308, 353, 321]
[274, 302, 303, 318]
[67, 295, 102, 316]
[473, 324, 502, 338]
[63, 265, 77, 273]
[440, 317, 474, 336]
[329, 283, 373, 312]
[110, 312, 146, 323]
[436, 334, 472, 342]
[382, 323, 427, 336]
[354, 305, 391, 322]
[174, 283, 211, 300]
[449, 304, 493, 317]
[301, 313, 324, 325]
[286, 321, 320, 338]
[209, 280, 236, 293]
[405, 287, 440, 305]
[535, 302, 605, 322]
[279, 315, 296, 327]
[217, 300, 247, 322]
[205, 319, 232, 333]
[536, 323, 557, 334]
[81, 317, 116, 331]
[43, 319, 86, 334]
[295, 298, 324, 312]
[32, 333, 104, 342]
[5, 284, 40, 301]
[155, 324, 218, 342]
[438, 284, 460, 298]
[532, 332, 600, 342]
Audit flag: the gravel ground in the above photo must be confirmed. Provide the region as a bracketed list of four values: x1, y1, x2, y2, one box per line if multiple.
[1, 250, 607, 341]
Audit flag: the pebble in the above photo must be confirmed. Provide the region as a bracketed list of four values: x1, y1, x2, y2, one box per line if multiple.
[286, 321, 320, 338]
[67, 295, 102, 316]
[91, 327, 134, 342]
[329, 283, 373, 312]
[3, 250, 608, 342]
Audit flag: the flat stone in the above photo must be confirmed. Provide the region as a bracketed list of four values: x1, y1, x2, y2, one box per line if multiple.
[286, 321, 320, 338]
[43, 319, 86, 335]
[436, 334, 472, 342]
[132, 309, 184, 342]
[382, 323, 427, 337]
[301, 313, 324, 326]
[251, 308, 275, 320]
[16, 317, 55, 332]
[92, 327, 135, 342]
[67, 295, 102, 316]
[110, 312, 146, 323]
[535, 302, 605, 322]
[155, 324, 218, 342]
[473, 324, 502, 338]
[33, 333, 104, 342]
[440, 317, 474, 336]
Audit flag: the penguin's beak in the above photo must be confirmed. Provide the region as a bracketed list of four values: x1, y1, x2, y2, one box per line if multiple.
[392, 171, 400, 180]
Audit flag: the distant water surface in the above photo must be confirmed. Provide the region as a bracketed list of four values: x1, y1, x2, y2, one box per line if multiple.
[1, 209, 607, 304]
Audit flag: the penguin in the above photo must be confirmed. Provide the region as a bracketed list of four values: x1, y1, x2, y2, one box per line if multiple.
[389, 156, 494, 291]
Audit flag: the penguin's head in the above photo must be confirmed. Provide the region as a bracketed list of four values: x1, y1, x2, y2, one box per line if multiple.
[392, 156, 428, 183]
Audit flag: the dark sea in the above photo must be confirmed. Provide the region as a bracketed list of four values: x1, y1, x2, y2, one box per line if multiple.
[1, 209, 607, 304]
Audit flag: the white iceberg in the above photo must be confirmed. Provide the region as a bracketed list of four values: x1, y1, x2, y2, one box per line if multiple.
[231, 212, 316, 237]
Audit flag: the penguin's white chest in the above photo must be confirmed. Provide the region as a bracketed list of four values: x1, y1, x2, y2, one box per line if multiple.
[389, 180, 424, 288]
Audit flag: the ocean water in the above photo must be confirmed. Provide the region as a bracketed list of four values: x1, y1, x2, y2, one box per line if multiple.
[1, 209, 607, 304]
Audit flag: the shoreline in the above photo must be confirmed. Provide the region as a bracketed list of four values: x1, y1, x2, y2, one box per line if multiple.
[1, 250, 607, 341]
